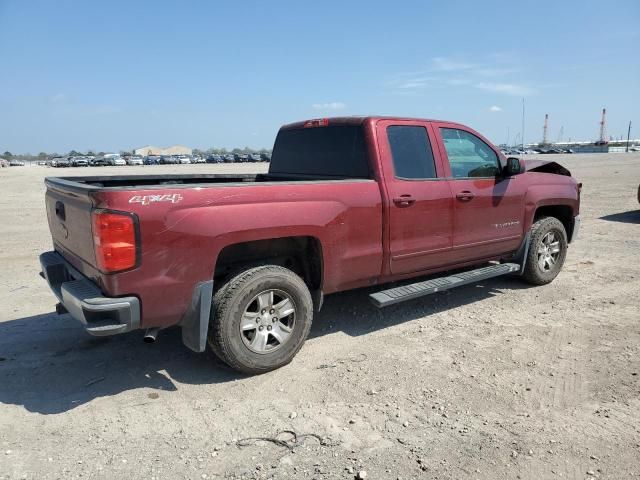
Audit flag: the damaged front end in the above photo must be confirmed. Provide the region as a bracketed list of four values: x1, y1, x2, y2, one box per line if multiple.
[524, 159, 571, 177]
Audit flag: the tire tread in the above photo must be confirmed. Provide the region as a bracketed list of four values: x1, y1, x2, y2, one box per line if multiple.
[208, 265, 312, 374]
[522, 216, 567, 285]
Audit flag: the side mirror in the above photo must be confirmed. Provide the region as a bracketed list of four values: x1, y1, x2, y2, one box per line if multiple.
[504, 157, 523, 176]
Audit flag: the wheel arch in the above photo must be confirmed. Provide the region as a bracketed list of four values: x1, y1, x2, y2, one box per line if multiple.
[532, 204, 575, 241]
[213, 236, 324, 293]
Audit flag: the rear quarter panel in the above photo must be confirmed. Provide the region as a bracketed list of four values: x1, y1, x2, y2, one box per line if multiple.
[92, 181, 383, 328]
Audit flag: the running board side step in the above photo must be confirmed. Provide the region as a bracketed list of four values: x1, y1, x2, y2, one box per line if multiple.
[369, 263, 520, 308]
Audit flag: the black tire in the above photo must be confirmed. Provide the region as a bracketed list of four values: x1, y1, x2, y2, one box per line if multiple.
[522, 216, 568, 285]
[208, 265, 313, 374]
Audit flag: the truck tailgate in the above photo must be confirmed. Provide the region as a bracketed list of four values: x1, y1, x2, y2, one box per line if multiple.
[45, 181, 97, 269]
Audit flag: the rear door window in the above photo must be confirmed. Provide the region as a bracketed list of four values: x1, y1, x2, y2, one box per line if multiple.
[440, 128, 500, 178]
[387, 125, 437, 179]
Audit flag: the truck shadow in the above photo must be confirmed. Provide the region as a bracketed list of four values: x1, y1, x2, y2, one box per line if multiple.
[0, 276, 530, 415]
[310, 276, 530, 340]
[599, 209, 640, 224]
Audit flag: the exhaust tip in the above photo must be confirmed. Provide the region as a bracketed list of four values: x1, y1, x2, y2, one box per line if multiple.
[143, 328, 160, 344]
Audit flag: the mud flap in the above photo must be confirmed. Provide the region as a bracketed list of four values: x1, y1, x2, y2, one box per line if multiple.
[181, 280, 214, 353]
[511, 232, 531, 275]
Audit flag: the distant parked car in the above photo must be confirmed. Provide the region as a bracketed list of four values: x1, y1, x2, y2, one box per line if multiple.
[159, 155, 178, 164]
[102, 154, 125, 166]
[90, 157, 108, 167]
[126, 156, 144, 166]
[9, 159, 26, 166]
[234, 153, 249, 162]
[248, 153, 262, 162]
[177, 156, 191, 164]
[206, 154, 223, 163]
[144, 155, 161, 165]
[71, 157, 89, 167]
[0, 159, 9, 168]
[222, 154, 235, 163]
[260, 153, 271, 162]
[51, 157, 70, 167]
[192, 155, 205, 163]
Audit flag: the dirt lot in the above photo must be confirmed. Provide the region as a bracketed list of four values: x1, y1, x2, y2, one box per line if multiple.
[0, 155, 639, 480]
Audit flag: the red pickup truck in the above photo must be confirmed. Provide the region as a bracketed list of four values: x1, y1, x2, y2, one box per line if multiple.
[40, 116, 581, 373]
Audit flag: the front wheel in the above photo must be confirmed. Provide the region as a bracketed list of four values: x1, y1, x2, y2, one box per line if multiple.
[208, 265, 313, 374]
[522, 216, 568, 285]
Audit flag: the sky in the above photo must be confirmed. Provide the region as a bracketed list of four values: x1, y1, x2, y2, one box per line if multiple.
[1, 0, 639, 153]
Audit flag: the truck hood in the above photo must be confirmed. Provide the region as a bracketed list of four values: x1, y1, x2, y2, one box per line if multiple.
[524, 159, 571, 177]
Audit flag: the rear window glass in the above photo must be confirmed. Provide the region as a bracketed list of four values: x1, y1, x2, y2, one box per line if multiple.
[269, 126, 370, 178]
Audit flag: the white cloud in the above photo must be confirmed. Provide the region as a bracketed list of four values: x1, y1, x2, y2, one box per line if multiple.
[431, 57, 476, 72]
[446, 78, 472, 86]
[474, 67, 519, 77]
[386, 55, 538, 97]
[312, 102, 346, 110]
[384, 74, 436, 95]
[475, 82, 534, 96]
[49, 93, 66, 103]
[489, 105, 502, 112]
[397, 78, 430, 89]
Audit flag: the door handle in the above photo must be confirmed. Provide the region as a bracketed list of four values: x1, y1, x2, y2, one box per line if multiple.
[55, 201, 66, 221]
[456, 191, 475, 201]
[393, 195, 416, 207]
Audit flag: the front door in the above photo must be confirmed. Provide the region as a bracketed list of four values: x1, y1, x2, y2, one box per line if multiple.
[376, 120, 454, 275]
[433, 124, 525, 262]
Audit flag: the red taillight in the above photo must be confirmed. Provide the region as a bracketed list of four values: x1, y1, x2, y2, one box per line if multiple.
[303, 118, 329, 128]
[92, 211, 138, 273]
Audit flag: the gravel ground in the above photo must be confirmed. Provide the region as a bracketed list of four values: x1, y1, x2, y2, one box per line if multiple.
[0, 155, 639, 480]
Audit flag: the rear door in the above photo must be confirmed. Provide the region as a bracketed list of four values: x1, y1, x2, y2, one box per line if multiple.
[376, 119, 454, 275]
[432, 123, 525, 261]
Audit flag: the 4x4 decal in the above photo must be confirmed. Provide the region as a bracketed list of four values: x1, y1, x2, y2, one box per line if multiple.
[129, 193, 184, 206]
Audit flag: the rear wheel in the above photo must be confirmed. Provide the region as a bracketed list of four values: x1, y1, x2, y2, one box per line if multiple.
[208, 265, 313, 374]
[522, 216, 568, 285]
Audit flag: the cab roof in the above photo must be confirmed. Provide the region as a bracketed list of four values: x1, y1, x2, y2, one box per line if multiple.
[281, 116, 453, 130]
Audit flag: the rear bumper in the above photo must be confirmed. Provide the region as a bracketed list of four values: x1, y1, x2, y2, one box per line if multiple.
[39, 251, 140, 336]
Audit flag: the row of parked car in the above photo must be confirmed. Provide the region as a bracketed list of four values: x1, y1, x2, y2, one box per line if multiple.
[206, 153, 270, 163]
[47, 153, 271, 167]
[500, 147, 574, 156]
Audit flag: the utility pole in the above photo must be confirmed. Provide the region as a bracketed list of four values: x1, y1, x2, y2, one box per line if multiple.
[521, 98, 525, 153]
[626, 121, 632, 152]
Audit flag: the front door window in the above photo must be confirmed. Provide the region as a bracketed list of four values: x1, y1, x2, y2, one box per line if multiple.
[440, 128, 500, 178]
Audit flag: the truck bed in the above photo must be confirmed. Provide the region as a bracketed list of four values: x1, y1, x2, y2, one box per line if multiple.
[46, 173, 367, 191]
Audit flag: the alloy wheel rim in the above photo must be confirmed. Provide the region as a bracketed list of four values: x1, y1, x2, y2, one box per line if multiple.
[240, 289, 296, 354]
[537, 231, 561, 272]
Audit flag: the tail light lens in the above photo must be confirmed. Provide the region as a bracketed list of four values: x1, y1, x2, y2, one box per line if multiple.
[92, 211, 138, 273]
